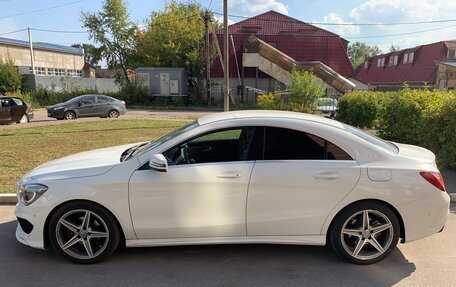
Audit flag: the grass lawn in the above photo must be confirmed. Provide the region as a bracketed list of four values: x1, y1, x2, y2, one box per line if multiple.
[0, 119, 188, 193]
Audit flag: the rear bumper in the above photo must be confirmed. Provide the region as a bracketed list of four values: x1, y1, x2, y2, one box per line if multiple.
[399, 192, 450, 243]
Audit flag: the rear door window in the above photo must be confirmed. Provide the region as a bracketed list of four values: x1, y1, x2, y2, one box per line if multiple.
[264, 127, 352, 160]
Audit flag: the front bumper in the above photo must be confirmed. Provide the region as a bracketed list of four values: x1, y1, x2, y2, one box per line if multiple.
[47, 108, 65, 119]
[14, 196, 54, 250]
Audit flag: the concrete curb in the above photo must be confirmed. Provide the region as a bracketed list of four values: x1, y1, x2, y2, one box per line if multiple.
[0, 194, 17, 204]
[1, 193, 455, 205]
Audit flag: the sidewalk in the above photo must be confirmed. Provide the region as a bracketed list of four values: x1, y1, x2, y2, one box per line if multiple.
[1, 171, 455, 204]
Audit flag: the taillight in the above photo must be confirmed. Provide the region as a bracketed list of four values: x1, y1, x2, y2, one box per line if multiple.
[420, 171, 446, 192]
[121, 101, 126, 106]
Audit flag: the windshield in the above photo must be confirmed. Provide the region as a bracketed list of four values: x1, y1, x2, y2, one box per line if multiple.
[135, 121, 200, 156]
[344, 124, 399, 153]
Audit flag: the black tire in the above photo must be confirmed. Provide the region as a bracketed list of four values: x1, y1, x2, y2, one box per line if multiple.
[48, 201, 121, 264]
[64, 111, 76, 120]
[108, 109, 120, 118]
[328, 201, 400, 265]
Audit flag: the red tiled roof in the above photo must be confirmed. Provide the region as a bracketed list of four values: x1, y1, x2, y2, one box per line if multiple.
[211, 11, 354, 78]
[356, 40, 456, 85]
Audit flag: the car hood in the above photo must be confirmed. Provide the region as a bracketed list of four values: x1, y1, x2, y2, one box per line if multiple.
[26, 142, 141, 181]
[46, 103, 67, 110]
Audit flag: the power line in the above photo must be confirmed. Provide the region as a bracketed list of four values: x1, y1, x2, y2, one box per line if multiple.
[0, 0, 86, 19]
[208, 0, 213, 10]
[346, 24, 456, 39]
[0, 28, 26, 36]
[33, 28, 87, 34]
[212, 11, 456, 26]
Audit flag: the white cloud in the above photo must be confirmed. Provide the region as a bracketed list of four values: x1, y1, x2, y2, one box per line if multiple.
[348, 0, 456, 49]
[214, 15, 235, 26]
[227, 0, 288, 16]
[314, 13, 360, 36]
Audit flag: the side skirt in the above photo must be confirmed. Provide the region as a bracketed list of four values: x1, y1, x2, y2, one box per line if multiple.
[126, 235, 326, 248]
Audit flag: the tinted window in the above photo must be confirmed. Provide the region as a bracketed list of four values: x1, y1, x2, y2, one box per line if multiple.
[0, 98, 13, 107]
[344, 124, 398, 153]
[12, 98, 24, 105]
[80, 96, 95, 105]
[97, 96, 110, 104]
[264, 127, 352, 160]
[163, 127, 260, 165]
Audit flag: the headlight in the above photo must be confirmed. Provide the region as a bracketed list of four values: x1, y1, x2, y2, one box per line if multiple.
[53, 106, 64, 110]
[18, 184, 48, 206]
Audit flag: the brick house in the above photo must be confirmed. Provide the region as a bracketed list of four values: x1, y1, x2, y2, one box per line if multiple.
[356, 40, 456, 91]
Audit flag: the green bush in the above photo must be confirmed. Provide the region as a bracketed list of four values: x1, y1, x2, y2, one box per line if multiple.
[338, 87, 456, 169]
[0, 58, 22, 93]
[337, 91, 386, 128]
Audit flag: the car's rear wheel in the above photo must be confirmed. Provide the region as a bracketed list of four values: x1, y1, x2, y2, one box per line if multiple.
[17, 114, 29, 124]
[48, 201, 120, 264]
[64, 111, 76, 120]
[328, 201, 400, 265]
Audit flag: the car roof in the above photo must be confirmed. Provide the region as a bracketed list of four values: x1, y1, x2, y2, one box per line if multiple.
[197, 110, 345, 129]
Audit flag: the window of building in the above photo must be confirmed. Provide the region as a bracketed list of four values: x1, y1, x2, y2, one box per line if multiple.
[29, 67, 46, 75]
[393, 55, 398, 65]
[48, 68, 65, 76]
[448, 49, 456, 60]
[67, 69, 82, 77]
[377, 59, 381, 67]
[403, 53, 408, 64]
[408, 52, 414, 63]
[48, 68, 55, 76]
[364, 61, 369, 69]
[389, 57, 394, 66]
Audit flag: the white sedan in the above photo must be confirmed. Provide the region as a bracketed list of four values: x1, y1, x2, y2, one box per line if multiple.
[14, 111, 450, 264]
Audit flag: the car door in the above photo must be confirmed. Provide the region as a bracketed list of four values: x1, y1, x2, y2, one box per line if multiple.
[75, 95, 96, 117]
[95, 95, 111, 116]
[247, 127, 360, 236]
[128, 127, 260, 239]
[0, 98, 11, 124]
[10, 98, 27, 122]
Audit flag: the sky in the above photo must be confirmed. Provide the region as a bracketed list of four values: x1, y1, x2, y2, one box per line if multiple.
[0, 0, 455, 53]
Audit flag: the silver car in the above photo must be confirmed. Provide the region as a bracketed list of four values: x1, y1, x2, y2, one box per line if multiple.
[46, 94, 127, 120]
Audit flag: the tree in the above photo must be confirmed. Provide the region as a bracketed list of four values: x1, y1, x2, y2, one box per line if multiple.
[287, 70, 326, 113]
[257, 70, 326, 113]
[81, 0, 137, 83]
[71, 43, 103, 66]
[389, 44, 400, 52]
[134, 1, 206, 73]
[0, 58, 22, 93]
[348, 42, 382, 70]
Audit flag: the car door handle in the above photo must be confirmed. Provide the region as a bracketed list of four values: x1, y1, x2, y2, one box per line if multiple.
[217, 171, 242, 178]
[314, 172, 339, 180]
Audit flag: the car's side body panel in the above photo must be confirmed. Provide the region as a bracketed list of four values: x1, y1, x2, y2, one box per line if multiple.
[129, 162, 254, 238]
[247, 160, 360, 236]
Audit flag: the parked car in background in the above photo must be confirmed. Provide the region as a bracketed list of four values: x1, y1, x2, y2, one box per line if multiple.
[0, 95, 34, 124]
[317, 97, 338, 113]
[46, 94, 126, 120]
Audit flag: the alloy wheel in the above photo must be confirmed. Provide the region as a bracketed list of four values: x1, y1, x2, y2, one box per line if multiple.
[340, 209, 394, 261]
[55, 209, 109, 260]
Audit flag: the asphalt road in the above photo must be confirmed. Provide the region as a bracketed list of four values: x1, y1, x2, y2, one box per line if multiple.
[0, 204, 455, 287]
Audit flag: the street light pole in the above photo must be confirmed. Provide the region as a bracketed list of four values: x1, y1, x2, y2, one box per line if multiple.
[28, 27, 35, 75]
[223, 0, 229, 111]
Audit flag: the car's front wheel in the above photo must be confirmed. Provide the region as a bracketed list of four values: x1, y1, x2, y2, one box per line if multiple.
[48, 201, 121, 264]
[64, 111, 76, 120]
[328, 201, 400, 265]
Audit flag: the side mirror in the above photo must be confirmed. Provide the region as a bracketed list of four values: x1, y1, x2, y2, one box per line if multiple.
[78, 101, 82, 107]
[149, 154, 168, 172]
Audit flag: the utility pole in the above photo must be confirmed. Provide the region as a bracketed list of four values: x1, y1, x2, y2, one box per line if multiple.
[28, 27, 35, 75]
[204, 10, 211, 105]
[223, 0, 229, 111]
